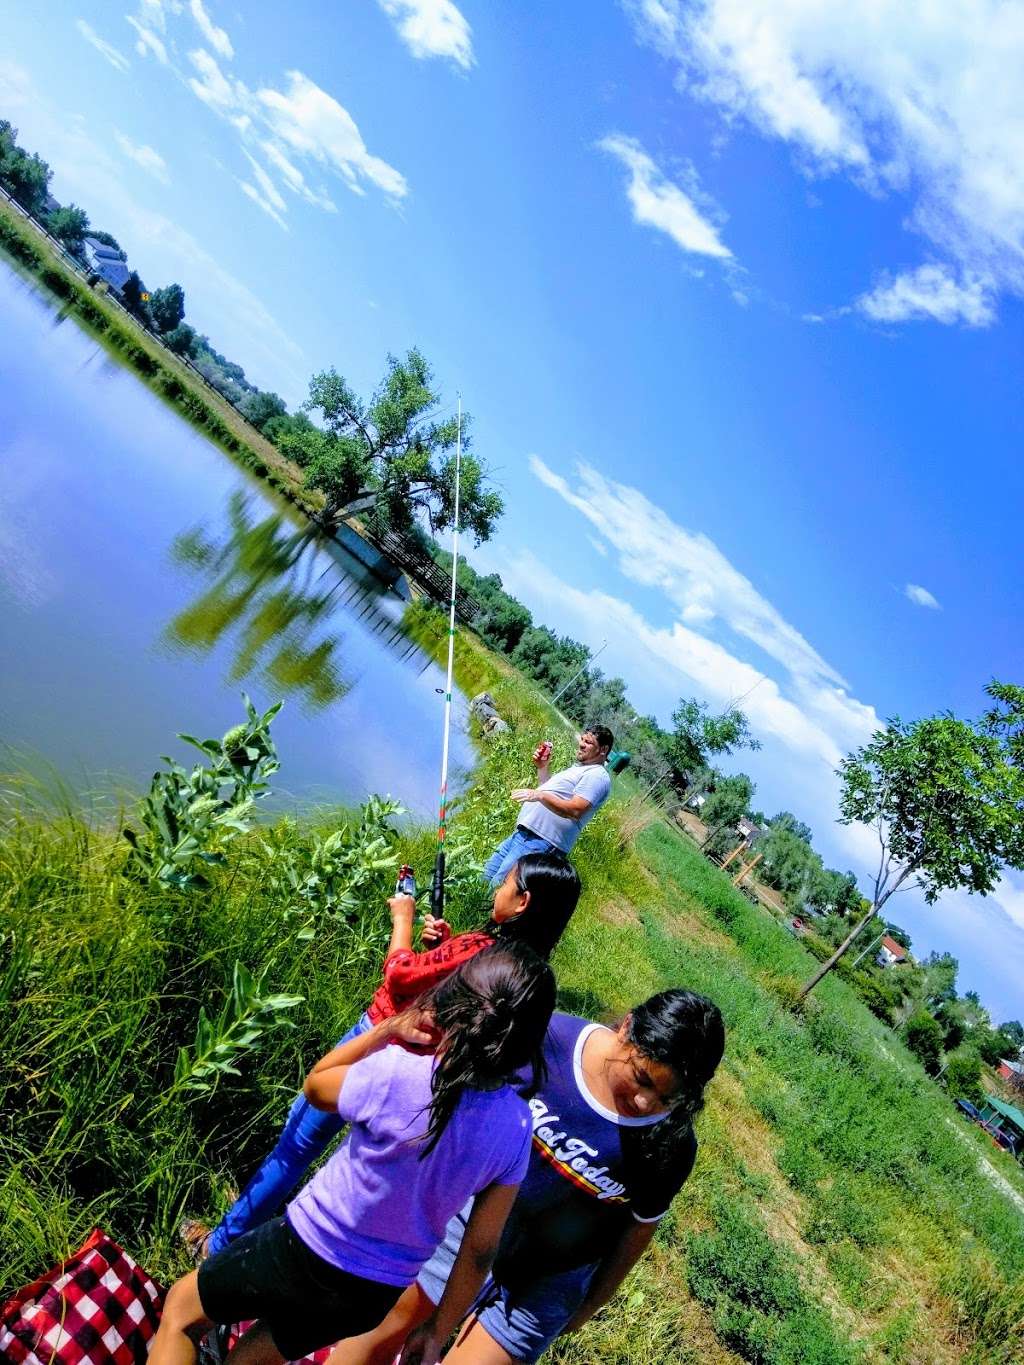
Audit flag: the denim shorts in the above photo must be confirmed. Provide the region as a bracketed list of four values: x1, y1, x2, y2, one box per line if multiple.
[417, 1207, 594, 1363]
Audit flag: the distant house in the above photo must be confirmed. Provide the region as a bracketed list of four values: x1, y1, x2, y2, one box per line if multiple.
[876, 935, 908, 967]
[736, 817, 762, 845]
[997, 1058, 1024, 1083]
[82, 236, 131, 295]
[43, 193, 61, 215]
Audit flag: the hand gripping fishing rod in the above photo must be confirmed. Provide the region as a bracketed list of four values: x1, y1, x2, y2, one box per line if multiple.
[431, 395, 462, 921]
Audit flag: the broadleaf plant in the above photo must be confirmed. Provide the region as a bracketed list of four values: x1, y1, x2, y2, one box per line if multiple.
[123, 695, 281, 890]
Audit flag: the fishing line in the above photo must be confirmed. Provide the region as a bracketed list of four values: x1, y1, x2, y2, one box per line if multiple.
[430, 394, 462, 920]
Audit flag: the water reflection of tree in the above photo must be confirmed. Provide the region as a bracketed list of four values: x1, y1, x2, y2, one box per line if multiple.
[166, 491, 349, 709]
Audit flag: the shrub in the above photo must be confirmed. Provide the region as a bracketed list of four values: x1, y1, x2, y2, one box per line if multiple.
[904, 1010, 943, 1075]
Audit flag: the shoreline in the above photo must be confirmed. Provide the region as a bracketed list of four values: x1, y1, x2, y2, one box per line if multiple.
[0, 197, 317, 519]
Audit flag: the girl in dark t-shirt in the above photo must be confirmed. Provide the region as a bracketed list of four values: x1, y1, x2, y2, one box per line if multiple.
[327, 989, 725, 1365]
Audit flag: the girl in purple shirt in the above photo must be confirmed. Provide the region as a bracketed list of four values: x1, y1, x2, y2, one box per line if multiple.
[150, 943, 556, 1365]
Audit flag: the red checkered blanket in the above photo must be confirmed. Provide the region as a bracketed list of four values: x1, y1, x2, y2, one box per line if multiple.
[0, 1230, 335, 1365]
[0, 1229, 163, 1364]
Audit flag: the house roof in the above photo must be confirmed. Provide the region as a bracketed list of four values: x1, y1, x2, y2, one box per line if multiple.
[984, 1094, 1024, 1132]
[879, 935, 907, 958]
[999, 1058, 1024, 1075]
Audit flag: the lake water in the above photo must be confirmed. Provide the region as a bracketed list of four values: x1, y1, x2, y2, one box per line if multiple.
[0, 258, 474, 819]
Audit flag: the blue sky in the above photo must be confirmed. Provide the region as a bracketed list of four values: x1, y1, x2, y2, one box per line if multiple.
[1, 1, 1022, 1022]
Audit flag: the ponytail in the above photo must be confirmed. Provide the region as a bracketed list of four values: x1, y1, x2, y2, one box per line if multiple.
[627, 989, 724, 1159]
[416, 942, 555, 1157]
[494, 853, 582, 960]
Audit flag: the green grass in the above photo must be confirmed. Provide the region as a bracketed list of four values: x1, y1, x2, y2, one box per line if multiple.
[3, 610, 1024, 1362]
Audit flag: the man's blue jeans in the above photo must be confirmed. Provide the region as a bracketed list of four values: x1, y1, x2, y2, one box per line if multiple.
[206, 1011, 373, 1255]
[483, 827, 559, 887]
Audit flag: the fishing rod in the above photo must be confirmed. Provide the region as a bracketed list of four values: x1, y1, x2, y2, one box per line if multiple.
[430, 394, 463, 921]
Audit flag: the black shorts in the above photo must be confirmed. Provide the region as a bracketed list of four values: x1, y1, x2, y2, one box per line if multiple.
[197, 1217, 403, 1360]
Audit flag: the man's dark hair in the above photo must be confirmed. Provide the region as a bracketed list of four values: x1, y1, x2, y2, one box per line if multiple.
[586, 724, 614, 755]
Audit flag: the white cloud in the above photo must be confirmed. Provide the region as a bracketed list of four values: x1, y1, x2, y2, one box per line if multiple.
[857, 265, 996, 328]
[242, 150, 286, 213]
[114, 131, 170, 184]
[529, 456, 845, 692]
[626, 0, 1024, 309]
[260, 139, 337, 212]
[258, 70, 408, 201]
[126, 14, 169, 64]
[239, 179, 288, 231]
[588, 535, 609, 558]
[905, 583, 941, 610]
[187, 47, 240, 110]
[598, 133, 732, 260]
[189, 0, 232, 60]
[377, 0, 474, 70]
[76, 19, 131, 72]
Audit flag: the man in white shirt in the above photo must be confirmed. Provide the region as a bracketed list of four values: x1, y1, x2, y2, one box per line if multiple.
[482, 726, 614, 884]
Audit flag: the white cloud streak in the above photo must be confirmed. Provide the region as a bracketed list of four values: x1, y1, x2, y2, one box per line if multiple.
[905, 583, 941, 610]
[76, 19, 131, 72]
[626, 0, 1024, 313]
[126, 14, 169, 64]
[599, 133, 732, 260]
[188, 0, 232, 60]
[857, 265, 996, 328]
[239, 179, 288, 231]
[377, 0, 474, 70]
[114, 131, 170, 184]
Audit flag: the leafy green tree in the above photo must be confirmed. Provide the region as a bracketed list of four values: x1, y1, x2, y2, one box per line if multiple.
[771, 811, 813, 842]
[800, 703, 1024, 999]
[944, 1049, 984, 1107]
[982, 679, 1024, 767]
[45, 204, 89, 253]
[700, 773, 755, 857]
[163, 322, 197, 356]
[284, 350, 503, 542]
[805, 866, 861, 917]
[238, 389, 288, 432]
[904, 1010, 944, 1075]
[0, 120, 51, 215]
[1000, 1020, 1024, 1054]
[758, 820, 820, 904]
[670, 697, 760, 788]
[121, 271, 151, 323]
[149, 282, 185, 334]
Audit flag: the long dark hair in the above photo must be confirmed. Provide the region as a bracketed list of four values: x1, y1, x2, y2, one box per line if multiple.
[492, 853, 582, 960]
[627, 989, 725, 1157]
[416, 941, 556, 1157]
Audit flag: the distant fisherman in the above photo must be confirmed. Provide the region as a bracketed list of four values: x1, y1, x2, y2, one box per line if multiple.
[484, 725, 614, 885]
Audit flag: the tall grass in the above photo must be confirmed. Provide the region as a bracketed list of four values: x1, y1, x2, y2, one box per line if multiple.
[3, 612, 1023, 1362]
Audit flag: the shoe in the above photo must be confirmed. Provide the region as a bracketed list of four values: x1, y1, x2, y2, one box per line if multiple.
[179, 1218, 213, 1265]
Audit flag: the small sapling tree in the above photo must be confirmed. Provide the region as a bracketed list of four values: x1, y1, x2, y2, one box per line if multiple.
[800, 697, 1024, 999]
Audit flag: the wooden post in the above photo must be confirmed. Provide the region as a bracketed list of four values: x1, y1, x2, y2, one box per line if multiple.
[732, 851, 763, 886]
[720, 843, 745, 870]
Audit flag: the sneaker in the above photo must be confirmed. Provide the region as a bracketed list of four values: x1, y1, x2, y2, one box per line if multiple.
[179, 1218, 213, 1264]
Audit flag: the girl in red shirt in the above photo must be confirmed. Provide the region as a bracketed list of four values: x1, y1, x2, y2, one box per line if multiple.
[189, 853, 581, 1259]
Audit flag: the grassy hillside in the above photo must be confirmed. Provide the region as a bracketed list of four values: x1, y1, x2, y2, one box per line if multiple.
[2, 606, 1023, 1362]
